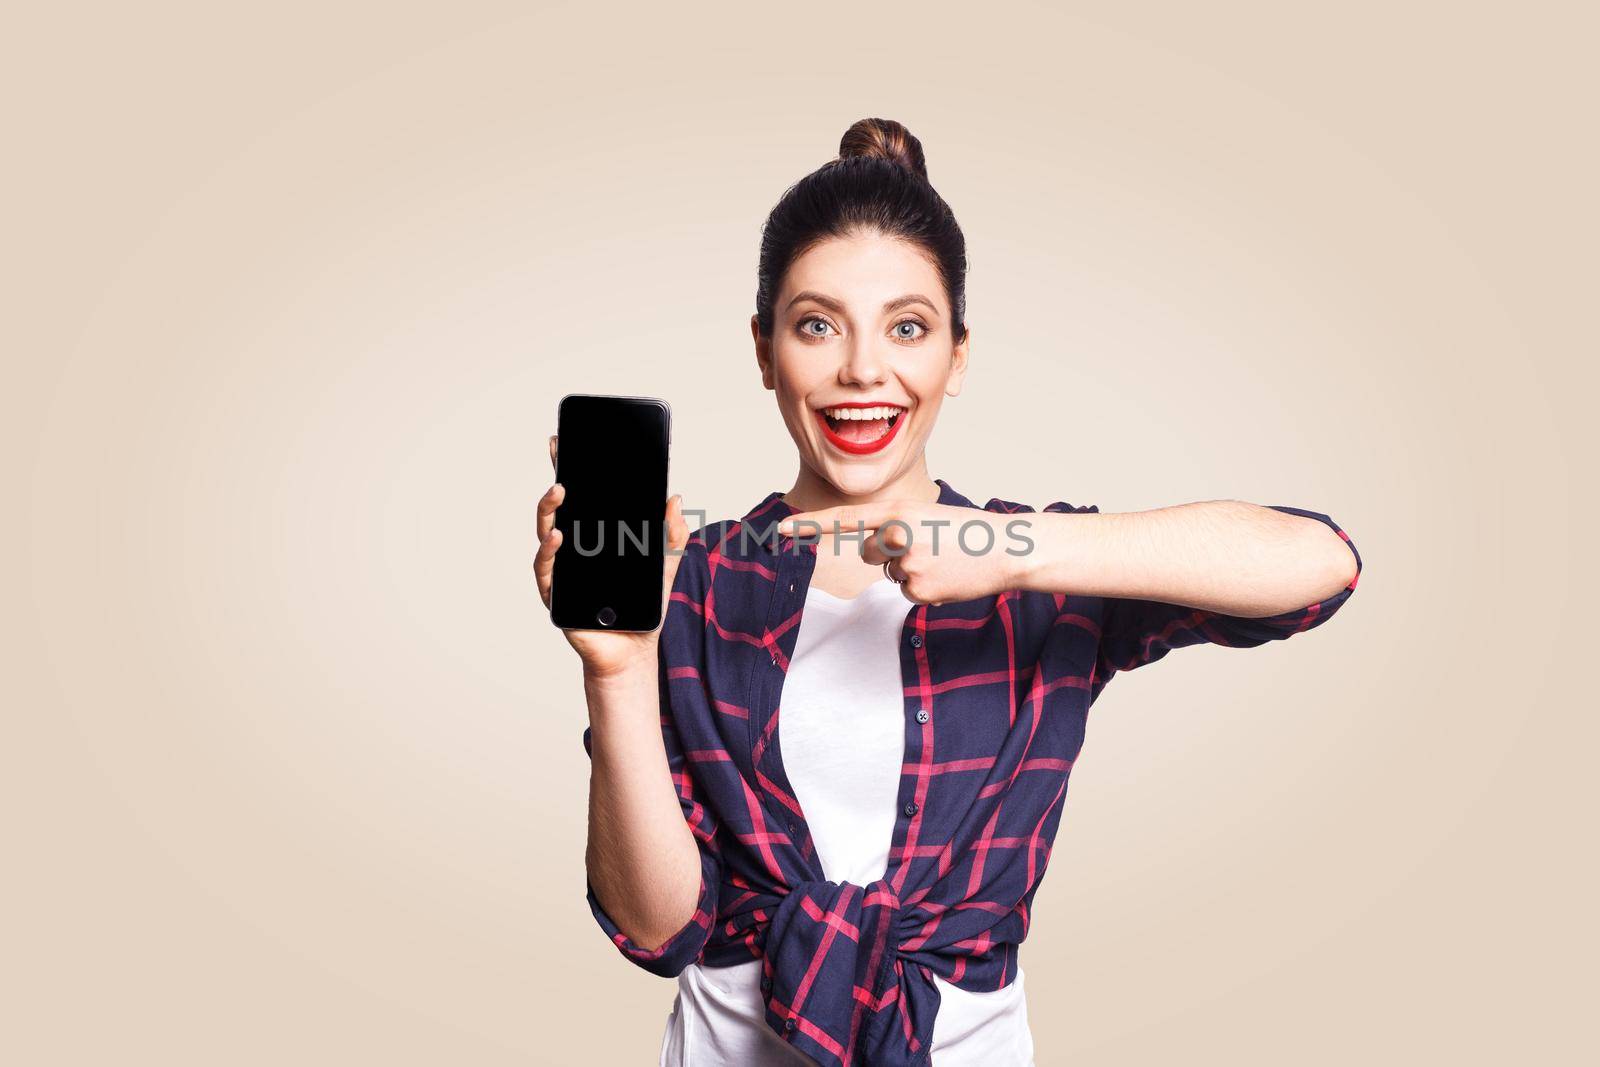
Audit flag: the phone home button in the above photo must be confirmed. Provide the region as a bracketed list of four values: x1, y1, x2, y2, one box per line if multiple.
[596, 606, 617, 627]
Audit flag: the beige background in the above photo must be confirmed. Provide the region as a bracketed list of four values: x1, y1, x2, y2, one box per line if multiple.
[6, 1, 1595, 1063]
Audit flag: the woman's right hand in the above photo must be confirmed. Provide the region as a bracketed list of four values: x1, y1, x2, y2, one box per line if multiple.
[532, 433, 691, 678]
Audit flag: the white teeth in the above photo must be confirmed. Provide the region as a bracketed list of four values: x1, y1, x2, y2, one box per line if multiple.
[823, 405, 904, 420]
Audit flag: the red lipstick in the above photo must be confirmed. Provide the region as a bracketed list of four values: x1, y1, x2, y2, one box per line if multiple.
[813, 401, 907, 456]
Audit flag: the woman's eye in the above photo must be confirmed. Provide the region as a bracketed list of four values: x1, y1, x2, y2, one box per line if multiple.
[796, 316, 926, 341]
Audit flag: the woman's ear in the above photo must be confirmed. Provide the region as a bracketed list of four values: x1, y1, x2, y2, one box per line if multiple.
[752, 314, 775, 390]
[945, 324, 971, 397]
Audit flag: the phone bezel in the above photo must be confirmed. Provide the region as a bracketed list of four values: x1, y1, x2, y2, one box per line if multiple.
[550, 392, 673, 633]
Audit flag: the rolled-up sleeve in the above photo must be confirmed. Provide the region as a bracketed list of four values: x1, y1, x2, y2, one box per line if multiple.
[579, 536, 722, 978]
[1041, 502, 1362, 691]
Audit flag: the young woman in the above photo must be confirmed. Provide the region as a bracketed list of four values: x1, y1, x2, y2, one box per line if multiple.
[533, 118, 1362, 1067]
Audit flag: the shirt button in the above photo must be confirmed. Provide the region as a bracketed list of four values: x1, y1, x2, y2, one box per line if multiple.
[784, 1018, 795, 1032]
[909, 633, 923, 648]
[915, 709, 930, 724]
[761, 976, 773, 993]
[903, 802, 919, 817]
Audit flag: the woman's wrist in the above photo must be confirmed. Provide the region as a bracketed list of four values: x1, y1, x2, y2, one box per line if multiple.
[582, 650, 660, 720]
[1009, 510, 1087, 595]
[582, 649, 656, 683]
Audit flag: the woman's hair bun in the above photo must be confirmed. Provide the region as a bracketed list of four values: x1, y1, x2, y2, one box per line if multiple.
[838, 117, 928, 182]
[755, 116, 967, 341]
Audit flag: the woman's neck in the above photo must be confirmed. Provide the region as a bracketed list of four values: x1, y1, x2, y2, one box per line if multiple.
[782, 458, 941, 512]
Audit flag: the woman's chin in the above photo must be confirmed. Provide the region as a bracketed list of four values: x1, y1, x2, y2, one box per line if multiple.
[817, 456, 897, 498]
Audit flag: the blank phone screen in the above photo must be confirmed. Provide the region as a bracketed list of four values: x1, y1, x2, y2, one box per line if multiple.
[550, 394, 670, 631]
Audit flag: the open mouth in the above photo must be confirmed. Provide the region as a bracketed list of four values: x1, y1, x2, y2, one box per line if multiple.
[813, 403, 907, 455]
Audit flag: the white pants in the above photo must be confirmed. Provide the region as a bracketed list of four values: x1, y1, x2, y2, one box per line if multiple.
[658, 959, 1036, 1066]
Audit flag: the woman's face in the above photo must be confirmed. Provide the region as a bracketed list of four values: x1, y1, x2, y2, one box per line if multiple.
[754, 229, 970, 498]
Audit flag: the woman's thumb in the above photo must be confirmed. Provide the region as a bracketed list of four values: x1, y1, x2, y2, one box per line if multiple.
[665, 493, 689, 552]
[656, 494, 691, 629]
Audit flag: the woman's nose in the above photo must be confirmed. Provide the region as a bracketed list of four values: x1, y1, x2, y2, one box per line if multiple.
[839, 338, 888, 386]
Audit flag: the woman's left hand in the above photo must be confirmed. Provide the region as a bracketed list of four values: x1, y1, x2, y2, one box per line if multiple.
[777, 500, 1031, 606]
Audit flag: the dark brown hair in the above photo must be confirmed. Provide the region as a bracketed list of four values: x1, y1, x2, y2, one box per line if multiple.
[754, 118, 969, 342]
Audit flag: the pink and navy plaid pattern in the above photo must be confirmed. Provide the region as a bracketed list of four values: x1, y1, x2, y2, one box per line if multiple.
[583, 478, 1361, 1066]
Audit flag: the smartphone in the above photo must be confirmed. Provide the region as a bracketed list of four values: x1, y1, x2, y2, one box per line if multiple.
[550, 393, 672, 632]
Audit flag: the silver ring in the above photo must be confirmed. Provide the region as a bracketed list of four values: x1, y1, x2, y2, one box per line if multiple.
[883, 560, 904, 584]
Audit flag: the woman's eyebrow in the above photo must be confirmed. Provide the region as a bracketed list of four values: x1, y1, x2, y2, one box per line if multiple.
[882, 294, 939, 317]
[786, 290, 941, 318]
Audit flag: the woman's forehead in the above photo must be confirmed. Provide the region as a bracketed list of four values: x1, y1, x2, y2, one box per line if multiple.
[781, 234, 945, 309]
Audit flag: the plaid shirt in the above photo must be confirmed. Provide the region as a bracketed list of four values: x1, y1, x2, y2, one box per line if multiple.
[583, 478, 1361, 1066]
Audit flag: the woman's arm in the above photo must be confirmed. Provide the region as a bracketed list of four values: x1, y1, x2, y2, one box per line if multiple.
[778, 496, 1360, 618]
[1015, 499, 1359, 617]
[777, 494, 1360, 699]
[533, 435, 716, 967]
[583, 660, 704, 953]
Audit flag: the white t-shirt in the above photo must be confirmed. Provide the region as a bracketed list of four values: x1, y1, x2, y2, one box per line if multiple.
[659, 577, 1035, 1066]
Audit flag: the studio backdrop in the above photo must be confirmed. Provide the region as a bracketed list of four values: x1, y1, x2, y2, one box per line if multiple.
[7, 2, 1592, 1064]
